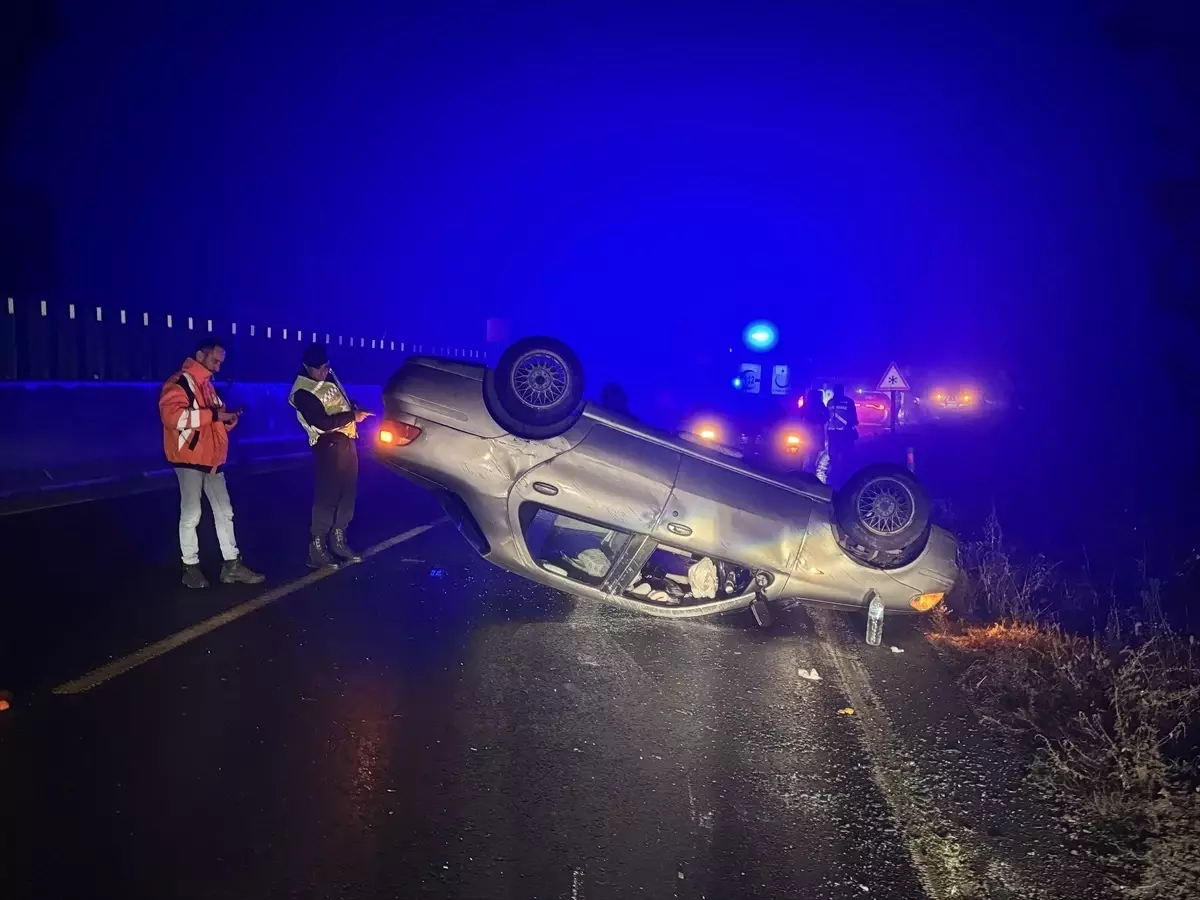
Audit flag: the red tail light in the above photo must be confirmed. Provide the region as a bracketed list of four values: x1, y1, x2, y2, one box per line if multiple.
[378, 421, 422, 447]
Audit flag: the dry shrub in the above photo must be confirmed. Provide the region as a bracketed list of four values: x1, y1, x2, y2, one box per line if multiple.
[930, 521, 1200, 898]
[1033, 635, 1200, 829]
[952, 510, 1056, 621]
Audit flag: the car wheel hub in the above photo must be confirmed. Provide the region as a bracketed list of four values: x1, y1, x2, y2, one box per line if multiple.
[511, 351, 570, 410]
[857, 477, 916, 536]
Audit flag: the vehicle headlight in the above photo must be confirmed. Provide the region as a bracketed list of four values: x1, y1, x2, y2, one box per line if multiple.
[910, 592, 944, 612]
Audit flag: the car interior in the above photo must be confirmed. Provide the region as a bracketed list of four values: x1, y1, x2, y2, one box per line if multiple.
[523, 506, 759, 606]
[624, 544, 755, 606]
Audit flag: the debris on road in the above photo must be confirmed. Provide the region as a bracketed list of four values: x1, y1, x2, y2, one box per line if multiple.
[866, 593, 885, 646]
[890, 646, 905, 653]
[798, 667, 822, 681]
[838, 707, 856, 716]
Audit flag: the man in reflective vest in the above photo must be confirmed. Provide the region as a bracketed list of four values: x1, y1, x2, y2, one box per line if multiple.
[289, 343, 373, 569]
[825, 383, 859, 483]
[159, 335, 265, 588]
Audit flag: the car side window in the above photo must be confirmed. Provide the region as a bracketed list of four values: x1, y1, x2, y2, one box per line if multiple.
[523, 507, 631, 586]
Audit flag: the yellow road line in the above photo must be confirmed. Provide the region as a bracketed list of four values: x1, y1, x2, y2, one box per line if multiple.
[53, 519, 446, 695]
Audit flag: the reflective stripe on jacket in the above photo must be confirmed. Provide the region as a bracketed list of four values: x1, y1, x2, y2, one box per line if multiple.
[827, 397, 857, 432]
[289, 373, 357, 446]
[159, 358, 232, 472]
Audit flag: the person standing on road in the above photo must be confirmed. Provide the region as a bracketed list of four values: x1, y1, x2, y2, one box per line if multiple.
[159, 336, 266, 589]
[289, 343, 373, 570]
[825, 384, 859, 482]
[798, 388, 831, 484]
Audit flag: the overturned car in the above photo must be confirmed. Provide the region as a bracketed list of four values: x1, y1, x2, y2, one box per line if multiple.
[375, 337, 959, 624]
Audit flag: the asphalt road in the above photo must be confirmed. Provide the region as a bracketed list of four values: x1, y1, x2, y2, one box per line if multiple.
[0, 456, 1107, 900]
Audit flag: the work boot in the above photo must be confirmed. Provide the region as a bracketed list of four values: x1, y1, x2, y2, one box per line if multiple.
[182, 563, 209, 589]
[220, 556, 266, 585]
[307, 534, 340, 570]
[329, 527, 362, 563]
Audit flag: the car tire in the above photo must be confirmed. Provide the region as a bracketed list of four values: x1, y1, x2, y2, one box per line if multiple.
[484, 336, 586, 439]
[834, 463, 931, 560]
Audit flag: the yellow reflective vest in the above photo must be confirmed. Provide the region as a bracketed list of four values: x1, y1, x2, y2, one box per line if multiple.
[288, 374, 358, 446]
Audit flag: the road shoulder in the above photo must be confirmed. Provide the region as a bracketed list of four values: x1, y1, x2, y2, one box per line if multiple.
[812, 608, 1112, 900]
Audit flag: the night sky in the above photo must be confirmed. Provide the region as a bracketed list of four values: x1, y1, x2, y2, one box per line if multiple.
[5, 0, 1198, 401]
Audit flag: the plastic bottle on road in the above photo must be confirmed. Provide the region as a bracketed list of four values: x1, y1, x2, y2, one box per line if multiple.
[866, 594, 884, 646]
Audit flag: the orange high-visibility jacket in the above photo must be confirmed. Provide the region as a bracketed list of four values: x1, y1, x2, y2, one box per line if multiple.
[159, 358, 237, 472]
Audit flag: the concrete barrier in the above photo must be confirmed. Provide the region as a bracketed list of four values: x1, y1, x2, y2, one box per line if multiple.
[0, 381, 383, 504]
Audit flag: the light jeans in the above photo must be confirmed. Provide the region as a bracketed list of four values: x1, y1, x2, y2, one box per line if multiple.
[175, 469, 240, 565]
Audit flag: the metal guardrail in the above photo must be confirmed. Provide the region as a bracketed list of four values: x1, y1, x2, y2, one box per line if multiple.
[0, 296, 487, 384]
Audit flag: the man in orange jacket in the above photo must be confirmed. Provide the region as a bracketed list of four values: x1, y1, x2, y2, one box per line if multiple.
[159, 336, 265, 589]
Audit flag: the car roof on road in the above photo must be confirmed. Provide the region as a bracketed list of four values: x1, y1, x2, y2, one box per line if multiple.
[582, 404, 833, 503]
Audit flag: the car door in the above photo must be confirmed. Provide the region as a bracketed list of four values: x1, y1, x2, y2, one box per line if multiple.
[652, 454, 814, 581]
[508, 421, 681, 589]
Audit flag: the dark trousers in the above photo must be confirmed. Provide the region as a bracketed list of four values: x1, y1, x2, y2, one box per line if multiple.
[827, 430, 856, 480]
[312, 435, 358, 537]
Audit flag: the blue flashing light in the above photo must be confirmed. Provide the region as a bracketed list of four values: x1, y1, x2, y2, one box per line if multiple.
[732, 376, 743, 389]
[742, 320, 778, 352]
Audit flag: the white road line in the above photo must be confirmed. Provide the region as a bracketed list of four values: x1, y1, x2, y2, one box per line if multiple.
[811, 608, 985, 900]
[53, 519, 446, 696]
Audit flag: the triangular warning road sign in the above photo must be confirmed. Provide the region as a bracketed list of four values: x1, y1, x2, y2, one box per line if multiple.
[877, 362, 911, 391]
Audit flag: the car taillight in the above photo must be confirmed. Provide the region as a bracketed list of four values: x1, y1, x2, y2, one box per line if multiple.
[378, 421, 421, 447]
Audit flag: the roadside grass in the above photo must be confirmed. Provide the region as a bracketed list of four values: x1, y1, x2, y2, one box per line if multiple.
[928, 512, 1200, 899]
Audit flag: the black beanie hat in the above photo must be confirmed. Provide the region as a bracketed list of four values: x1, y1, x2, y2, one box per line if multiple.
[302, 343, 328, 369]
